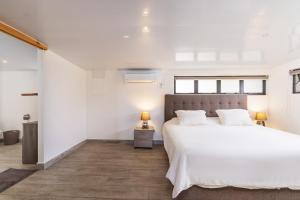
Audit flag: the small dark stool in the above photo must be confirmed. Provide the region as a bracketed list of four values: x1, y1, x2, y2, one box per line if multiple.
[3, 130, 20, 145]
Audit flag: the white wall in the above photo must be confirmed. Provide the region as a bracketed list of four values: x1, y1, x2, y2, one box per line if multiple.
[87, 68, 270, 140]
[268, 59, 300, 134]
[39, 50, 87, 163]
[0, 70, 38, 136]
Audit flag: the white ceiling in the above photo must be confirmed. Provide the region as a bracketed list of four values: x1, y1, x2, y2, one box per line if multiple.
[1, 0, 300, 69]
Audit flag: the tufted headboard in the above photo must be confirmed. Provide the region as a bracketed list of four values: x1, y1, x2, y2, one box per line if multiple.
[164, 94, 247, 122]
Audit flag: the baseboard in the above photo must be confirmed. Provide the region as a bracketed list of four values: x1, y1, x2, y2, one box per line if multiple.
[153, 140, 164, 145]
[87, 139, 132, 144]
[86, 139, 164, 145]
[37, 140, 87, 170]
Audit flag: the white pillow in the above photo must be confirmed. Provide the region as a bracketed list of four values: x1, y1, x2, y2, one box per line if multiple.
[216, 109, 254, 126]
[175, 110, 207, 125]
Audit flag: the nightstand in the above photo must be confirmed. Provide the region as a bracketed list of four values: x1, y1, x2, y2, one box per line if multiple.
[134, 126, 154, 148]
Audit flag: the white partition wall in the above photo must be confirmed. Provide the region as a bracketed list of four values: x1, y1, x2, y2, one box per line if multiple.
[38, 50, 87, 164]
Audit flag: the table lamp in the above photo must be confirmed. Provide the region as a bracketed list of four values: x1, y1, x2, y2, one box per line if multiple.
[255, 112, 267, 126]
[141, 111, 150, 129]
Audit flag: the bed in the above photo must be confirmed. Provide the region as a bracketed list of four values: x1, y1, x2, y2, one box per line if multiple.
[163, 94, 300, 200]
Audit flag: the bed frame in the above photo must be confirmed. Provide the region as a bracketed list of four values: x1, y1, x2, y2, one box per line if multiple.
[164, 94, 300, 200]
[165, 94, 247, 122]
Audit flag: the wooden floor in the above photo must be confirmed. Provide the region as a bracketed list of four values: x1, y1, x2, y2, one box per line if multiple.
[0, 141, 173, 200]
[0, 142, 35, 173]
[1, 141, 298, 200]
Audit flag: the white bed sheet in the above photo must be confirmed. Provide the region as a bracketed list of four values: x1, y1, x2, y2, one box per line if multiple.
[162, 118, 300, 198]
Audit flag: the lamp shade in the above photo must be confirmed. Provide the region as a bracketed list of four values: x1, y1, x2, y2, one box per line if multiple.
[255, 112, 267, 121]
[141, 111, 150, 121]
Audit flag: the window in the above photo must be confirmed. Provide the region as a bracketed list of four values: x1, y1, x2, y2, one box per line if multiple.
[293, 74, 300, 94]
[290, 69, 300, 94]
[220, 80, 240, 93]
[244, 79, 264, 93]
[174, 79, 195, 93]
[174, 76, 267, 95]
[198, 80, 217, 93]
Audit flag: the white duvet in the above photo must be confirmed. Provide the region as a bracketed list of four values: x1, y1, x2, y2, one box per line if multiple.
[163, 118, 300, 198]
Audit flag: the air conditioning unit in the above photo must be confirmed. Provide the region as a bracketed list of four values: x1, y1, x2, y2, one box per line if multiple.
[122, 69, 160, 83]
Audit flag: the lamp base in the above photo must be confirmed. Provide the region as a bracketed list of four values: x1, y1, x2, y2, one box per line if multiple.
[257, 121, 265, 126]
[142, 121, 149, 129]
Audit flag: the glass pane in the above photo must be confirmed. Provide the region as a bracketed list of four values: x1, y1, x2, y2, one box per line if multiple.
[221, 80, 240, 93]
[296, 75, 300, 93]
[198, 80, 217, 93]
[175, 80, 194, 93]
[244, 80, 263, 93]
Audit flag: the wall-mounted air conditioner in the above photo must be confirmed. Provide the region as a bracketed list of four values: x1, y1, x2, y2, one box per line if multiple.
[121, 68, 160, 83]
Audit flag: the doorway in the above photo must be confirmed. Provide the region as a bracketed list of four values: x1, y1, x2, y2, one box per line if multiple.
[0, 32, 39, 171]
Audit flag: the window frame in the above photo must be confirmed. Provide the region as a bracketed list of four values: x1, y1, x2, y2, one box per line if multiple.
[174, 76, 267, 95]
[293, 74, 300, 94]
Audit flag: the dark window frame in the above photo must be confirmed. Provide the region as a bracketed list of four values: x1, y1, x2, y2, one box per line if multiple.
[174, 76, 267, 95]
[293, 74, 300, 94]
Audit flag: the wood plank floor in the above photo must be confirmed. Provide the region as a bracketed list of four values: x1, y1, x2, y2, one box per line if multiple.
[0, 142, 35, 173]
[0, 141, 173, 200]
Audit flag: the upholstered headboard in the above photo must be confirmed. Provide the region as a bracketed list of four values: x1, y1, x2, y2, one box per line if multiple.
[164, 94, 247, 122]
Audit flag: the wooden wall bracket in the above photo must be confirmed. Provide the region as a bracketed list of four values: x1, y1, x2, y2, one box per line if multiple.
[21, 93, 38, 96]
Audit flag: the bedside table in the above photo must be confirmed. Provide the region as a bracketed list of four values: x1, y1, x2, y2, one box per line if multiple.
[134, 126, 154, 148]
